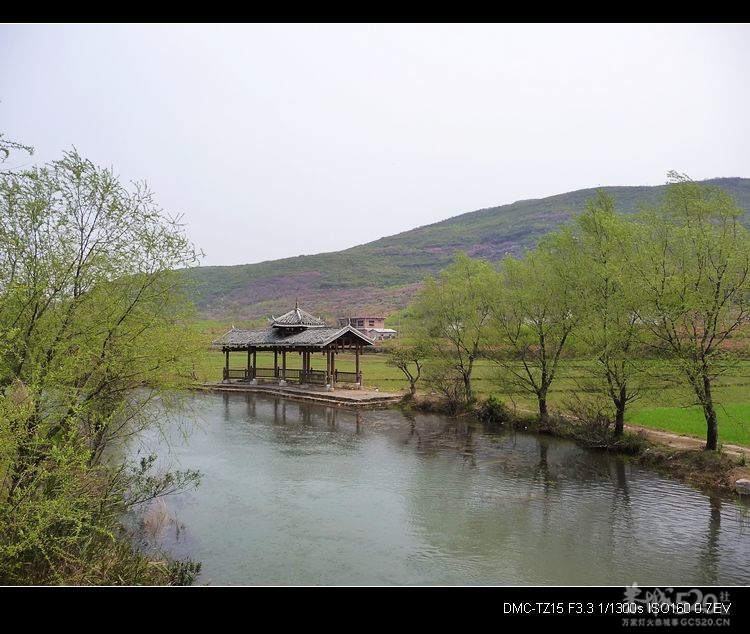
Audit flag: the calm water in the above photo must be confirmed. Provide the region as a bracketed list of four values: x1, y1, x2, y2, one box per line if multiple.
[133, 392, 750, 586]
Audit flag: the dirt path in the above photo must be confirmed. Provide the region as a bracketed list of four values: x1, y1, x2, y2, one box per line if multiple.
[626, 423, 750, 458]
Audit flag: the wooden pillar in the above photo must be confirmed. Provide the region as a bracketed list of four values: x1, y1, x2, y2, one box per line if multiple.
[224, 349, 230, 382]
[331, 349, 336, 387]
[247, 349, 251, 380]
[252, 350, 257, 378]
[355, 346, 360, 385]
[273, 350, 278, 378]
[281, 350, 287, 384]
[325, 349, 331, 388]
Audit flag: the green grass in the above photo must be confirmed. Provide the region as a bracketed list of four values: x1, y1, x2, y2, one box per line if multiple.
[628, 405, 750, 447]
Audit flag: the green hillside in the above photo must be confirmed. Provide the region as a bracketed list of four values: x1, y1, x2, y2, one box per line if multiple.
[185, 177, 750, 321]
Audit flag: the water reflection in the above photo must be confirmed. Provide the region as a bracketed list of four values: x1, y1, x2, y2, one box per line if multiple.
[143, 392, 750, 586]
[245, 393, 256, 419]
[700, 495, 722, 584]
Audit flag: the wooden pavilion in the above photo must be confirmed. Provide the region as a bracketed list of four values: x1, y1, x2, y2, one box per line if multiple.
[212, 303, 374, 390]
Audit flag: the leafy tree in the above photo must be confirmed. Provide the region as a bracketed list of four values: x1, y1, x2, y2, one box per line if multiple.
[627, 172, 750, 450]
[411, 252, 495, 406]
[387, 343, 428, 398]
[568, 192, 642, 435]
[490, 240, 577, 421]
[0, 149, 203, 583]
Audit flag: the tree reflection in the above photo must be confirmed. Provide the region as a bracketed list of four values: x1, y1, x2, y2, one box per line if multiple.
[699, 494, 722, 584]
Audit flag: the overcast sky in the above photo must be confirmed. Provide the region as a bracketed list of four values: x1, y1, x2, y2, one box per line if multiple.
[2, 24, 749, 267]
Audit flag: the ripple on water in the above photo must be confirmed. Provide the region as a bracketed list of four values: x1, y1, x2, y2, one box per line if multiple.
[138, 392, 750, 586]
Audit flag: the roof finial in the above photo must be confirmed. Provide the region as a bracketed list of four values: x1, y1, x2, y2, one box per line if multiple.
[295, 297, 299, 310]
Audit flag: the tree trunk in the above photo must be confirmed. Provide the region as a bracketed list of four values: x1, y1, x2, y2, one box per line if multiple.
[702, 374, 719, 451]
[538, 394, 548, 421]
[614, 407, 625, 437]
[614, 384, 626, 437]
[463, 371, 472, 404]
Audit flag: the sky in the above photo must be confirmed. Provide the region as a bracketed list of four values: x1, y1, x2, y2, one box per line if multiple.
[1, 23, 749, 267]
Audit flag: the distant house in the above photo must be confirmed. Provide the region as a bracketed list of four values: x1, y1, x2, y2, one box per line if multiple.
[338, 315, 397, 341]
[338, 315, 385, 330]
[364, 327, 398, 341]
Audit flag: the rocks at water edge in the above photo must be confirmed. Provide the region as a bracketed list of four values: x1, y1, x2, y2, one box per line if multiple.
[735, 479, 750, 495]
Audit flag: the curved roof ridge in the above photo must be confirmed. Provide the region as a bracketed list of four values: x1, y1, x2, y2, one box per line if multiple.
[271, 304, 326, 328]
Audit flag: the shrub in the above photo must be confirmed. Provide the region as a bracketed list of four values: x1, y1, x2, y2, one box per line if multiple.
[478, 396, 511, 426]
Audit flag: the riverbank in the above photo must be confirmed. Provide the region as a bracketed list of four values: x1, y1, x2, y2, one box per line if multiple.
[625, 424, 750, 494]
[637, 446, 749, 496]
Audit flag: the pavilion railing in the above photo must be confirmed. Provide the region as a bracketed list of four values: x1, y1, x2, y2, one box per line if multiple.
[223, 367, 359, 386]
[334, 370, 360, 384]
[254, 367, 278, 379]
[223, 368, 250, 380]
[304, 369, 327, 385]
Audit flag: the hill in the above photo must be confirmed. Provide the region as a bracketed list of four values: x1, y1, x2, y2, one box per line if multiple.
[185, 177, 750, 322]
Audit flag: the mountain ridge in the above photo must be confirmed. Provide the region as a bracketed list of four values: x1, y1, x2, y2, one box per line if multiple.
[185, 177, 750, 322]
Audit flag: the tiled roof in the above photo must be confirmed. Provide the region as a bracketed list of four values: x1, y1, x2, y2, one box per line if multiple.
[271, 305, 326, 328]
[212, 324, 374, 350]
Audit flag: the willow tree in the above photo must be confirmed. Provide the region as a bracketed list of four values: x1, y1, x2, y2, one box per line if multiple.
[0, 150, 202, 583]
[629, 173, 750, 451]
[0, 132, 33, 171]
[411, 252, 495, 407]
[567, 192, 643, 436]
[490, 239, 578, 421]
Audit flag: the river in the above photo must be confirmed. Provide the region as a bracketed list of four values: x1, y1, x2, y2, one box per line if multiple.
[132, 391, 750, 586]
